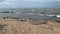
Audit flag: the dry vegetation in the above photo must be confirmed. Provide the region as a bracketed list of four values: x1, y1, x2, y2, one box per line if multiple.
[0, 18, 60, 34]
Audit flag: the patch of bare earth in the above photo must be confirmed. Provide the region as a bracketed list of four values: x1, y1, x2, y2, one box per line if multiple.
[0, 19, 60, 34]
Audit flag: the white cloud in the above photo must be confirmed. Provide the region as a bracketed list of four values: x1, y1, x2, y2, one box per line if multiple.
[0, 0, 17, 5]
[0, 2, 11, 4]
[21, 0, 60, 1]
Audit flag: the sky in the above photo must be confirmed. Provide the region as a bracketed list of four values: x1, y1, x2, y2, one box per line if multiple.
[0, 0, 60, 8]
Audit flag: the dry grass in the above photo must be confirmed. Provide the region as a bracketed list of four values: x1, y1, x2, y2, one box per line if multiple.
[0, 18, 60, 34]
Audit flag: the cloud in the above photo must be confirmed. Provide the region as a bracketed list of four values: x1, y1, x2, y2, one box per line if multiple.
[0, 2, 11, 4]
[0, 0, 5, 2]
[0, 0, 17, 5]
[0, 0, 60, 8]
[20, 0, 60, 1]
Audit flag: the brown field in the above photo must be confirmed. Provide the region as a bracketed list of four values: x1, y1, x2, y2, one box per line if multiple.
[0, 18, 60, 34]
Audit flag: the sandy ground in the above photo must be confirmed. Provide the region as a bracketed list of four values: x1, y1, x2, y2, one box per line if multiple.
[0, 18, 60, 34]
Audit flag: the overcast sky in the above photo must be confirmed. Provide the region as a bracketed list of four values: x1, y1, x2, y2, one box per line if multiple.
[0, 0, 60, 8]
